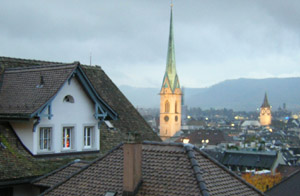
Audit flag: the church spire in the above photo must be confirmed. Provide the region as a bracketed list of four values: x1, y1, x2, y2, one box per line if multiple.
[261, 92, 270, 108]
[163, 3, 179, 92]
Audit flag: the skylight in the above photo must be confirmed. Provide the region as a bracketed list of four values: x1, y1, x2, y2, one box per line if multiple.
[104, 120, 114, 129]
[104, 192, 117, 196]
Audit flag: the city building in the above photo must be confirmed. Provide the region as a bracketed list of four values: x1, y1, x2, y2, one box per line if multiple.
[159, 5, 182, 141]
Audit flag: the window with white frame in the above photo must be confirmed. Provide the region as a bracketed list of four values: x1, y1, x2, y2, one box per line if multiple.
[39, 127, 51, 150]
[63, 127, 73, 149]
[84, 126, 93, 148]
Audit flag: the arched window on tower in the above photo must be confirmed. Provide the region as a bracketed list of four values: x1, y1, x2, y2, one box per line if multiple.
[175, 101, 178, 113]
[165, 100, 170, 113]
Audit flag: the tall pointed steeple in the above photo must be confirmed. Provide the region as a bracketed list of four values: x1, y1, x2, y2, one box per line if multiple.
[159, 3, 182, 141]
[162, 4, 180, 92]
[261, 92, 270, 108]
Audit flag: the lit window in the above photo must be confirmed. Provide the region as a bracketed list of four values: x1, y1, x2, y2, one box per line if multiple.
[40, 127, 51, 150]
[63, 95, 74, 103]
[84, 127, 93, 148]
[63, 127, 73, 149]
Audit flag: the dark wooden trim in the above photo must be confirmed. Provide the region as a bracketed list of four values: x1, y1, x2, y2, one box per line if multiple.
[34, 150, 100, 158]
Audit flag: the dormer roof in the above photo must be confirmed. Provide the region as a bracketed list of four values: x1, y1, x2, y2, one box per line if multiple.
[0, 61, 117, 120]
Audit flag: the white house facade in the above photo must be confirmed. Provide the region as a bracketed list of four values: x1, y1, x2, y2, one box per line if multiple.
[0, 62, 117, 156]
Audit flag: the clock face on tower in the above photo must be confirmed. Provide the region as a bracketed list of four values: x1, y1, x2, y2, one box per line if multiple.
[164, 115, 169, 122]
[261, 108, 270, 115]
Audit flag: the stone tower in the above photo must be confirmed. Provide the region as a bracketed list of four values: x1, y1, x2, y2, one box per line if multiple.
[260, 93, 272, 126]
[159, 4, 181, 141]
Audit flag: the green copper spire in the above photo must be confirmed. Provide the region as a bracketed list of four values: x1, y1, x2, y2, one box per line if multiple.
[261, 92, 271, 108]
[162, 4, 180, 92]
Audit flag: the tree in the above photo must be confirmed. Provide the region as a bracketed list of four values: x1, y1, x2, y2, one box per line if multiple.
[242, 173, 282, 192]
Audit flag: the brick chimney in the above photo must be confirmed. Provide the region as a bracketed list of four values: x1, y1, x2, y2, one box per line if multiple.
[123, 143, 142, 196]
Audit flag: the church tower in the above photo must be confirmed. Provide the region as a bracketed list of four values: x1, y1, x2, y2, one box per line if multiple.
[260, 93, 272, 126]
[159, 4, 181, 141]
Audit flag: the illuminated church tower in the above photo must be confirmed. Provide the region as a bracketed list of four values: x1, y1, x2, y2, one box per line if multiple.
[159, 4, 181, 141]
[260, 93, 272, 126]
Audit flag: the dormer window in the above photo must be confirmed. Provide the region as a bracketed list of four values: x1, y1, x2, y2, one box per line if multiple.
[63, 95, 74, 103]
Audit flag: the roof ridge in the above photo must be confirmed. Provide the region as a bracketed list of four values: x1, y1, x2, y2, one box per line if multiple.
[194, 147, 266, 195]
[39, 143, 124, 196]
[143, 140, 184, 147]
[0, 56, 65, 65]
[5, 62, 78, 73]
[184, 145, 209, 196]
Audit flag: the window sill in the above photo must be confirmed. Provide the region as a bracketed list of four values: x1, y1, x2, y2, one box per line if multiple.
[61, 149, 76, 152]
[82, 147, 97, 151]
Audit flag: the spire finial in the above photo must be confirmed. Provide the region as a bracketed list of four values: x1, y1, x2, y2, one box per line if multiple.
[171, 0, 173, 8]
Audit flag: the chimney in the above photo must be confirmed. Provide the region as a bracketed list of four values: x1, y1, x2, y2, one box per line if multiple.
[123, 143, 142, 196]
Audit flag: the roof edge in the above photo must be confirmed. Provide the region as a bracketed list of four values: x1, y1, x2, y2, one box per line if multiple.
[31, 160, 91, 185]
[266, 168, 300, 193]
[39, 143, 124, 196]
[194, 147, 266, 195]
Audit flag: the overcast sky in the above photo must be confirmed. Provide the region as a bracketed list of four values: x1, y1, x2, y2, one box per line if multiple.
[1, 0, 300, 88]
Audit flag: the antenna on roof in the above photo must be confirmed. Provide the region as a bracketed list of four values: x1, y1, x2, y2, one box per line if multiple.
[90, 52, 92, 66]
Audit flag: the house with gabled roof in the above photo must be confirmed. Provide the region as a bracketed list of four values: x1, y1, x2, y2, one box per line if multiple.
[0, 61, 117, 155]
[0, 56, 160, 156]
[0, 56, 161, 195]
[34, 142, 264, 196]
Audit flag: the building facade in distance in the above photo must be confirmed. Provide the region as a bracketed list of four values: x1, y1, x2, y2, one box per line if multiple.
[260, 93, 272, 126]
[160, 5, 181, 141]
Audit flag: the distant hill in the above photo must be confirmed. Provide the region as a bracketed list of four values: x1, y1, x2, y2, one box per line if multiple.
[119, 77, 300, 111]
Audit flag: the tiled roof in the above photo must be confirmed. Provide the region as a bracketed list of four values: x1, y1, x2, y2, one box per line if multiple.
[265, 169, 300, 196]
[0, 63, 77, 117]
[41, 142, 263, 196]
[0, 122, 94, 183]
[0, 122, 43, 182]
[82, 65, 161, 151]
[276, 164, 300, 179]
[32, 160, 89, 188]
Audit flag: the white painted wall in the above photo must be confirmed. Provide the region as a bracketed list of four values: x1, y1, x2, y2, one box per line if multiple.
[11, 76, 100, 155]
[11, 120, 34, 153]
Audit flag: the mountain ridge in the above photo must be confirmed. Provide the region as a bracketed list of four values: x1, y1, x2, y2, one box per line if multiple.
[119, 77, 300, 111]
